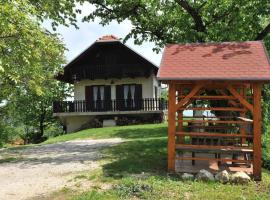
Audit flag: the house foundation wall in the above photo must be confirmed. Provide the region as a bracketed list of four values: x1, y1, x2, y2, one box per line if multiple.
[58, 112, 164, 133]
[59, 115, 95, 133]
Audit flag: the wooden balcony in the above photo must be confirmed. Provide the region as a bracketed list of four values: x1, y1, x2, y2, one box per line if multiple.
[53, 98, 168, 113]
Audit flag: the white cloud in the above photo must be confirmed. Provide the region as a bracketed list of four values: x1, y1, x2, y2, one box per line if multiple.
[42, 3, 162, 65]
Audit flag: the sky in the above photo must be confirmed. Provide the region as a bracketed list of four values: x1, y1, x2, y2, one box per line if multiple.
[43, 3, 162, 66]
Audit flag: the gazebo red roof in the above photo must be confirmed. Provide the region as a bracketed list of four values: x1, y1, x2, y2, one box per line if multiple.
[157, 41, 270, 81]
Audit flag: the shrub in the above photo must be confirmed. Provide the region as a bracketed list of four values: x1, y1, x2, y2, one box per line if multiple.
[262, 133, 270, 170]
[114, 180, 153, 198]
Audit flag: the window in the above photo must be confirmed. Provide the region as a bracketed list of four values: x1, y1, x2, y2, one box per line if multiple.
[85, 85, 111, 111]
[93, 86, 105, 108]
[123, 84, 136, 107]
[116, 84, 142, 110]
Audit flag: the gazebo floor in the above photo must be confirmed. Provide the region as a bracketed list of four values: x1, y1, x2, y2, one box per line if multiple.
[175, 152, 253, 175]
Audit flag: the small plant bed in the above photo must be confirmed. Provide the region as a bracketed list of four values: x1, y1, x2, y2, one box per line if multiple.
[179, 169, 251, 184]
[57, 171, 270, 200]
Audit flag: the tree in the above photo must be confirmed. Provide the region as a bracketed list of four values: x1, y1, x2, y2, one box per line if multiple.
[0, 0, 69, 144]
[27, 0, 270, 49]
[0, 0, 66, 99]
[8, 81, 71, 144]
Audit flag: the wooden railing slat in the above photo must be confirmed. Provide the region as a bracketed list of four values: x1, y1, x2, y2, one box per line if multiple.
[178, 119, 252, 124]
[176, 132, 253, 138]
[53, 98, 168, 113]
[175, 157, 253, 163]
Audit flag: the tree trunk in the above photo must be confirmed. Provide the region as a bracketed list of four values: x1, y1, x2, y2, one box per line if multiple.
[36, 109, 46, 143]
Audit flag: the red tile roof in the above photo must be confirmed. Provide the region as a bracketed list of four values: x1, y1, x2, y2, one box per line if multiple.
[157, 41, 270, 81]
[97, 35, 119, 41]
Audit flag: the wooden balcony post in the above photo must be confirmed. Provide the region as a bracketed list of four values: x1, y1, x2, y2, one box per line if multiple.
[168, 82, 176, 171]
[253, 83, 262, 181]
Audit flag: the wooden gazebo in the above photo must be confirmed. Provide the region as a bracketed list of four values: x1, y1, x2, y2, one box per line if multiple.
[157, 41, 270, 180]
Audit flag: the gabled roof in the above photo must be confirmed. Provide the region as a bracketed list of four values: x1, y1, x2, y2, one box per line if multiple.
[57, 35, 158, 83]
[157, 41, 270, 81]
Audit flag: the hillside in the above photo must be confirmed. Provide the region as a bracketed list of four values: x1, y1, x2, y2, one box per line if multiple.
[43, 123, 270, 200]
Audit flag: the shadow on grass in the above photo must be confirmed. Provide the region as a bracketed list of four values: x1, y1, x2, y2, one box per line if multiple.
[102, 137, 168, 178]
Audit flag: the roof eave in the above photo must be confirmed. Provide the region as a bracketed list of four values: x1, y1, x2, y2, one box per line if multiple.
[157, 77, 270, 81]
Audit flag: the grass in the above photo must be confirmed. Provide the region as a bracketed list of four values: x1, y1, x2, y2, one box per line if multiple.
[43, 123, 270, 200]
[43, 123, 167, 144]
[73, 174, 270, 200]
[0, 156, 19, 163]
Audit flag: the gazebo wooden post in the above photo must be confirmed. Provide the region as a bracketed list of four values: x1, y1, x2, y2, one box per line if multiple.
[168, 82, 176, 171]
[253, 82, 262, 181]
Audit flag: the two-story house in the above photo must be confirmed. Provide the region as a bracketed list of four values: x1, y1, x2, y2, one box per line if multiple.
[53, 35, 167, 133]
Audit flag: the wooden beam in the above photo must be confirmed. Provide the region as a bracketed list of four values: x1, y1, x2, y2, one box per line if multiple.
[184, 125, 237, 130]
[237, 117, 253, 122]
[176, 132, 253, 138]
[178, 95, 237, 100]
[175, 144, 253, 151]
[227, 85, 253, 113]
[176, 84, 202, 109]
[178, 119, 252, 124]
[184, 116, 235, 119]
[175, 157, 253, 163]
[219, 90, 239, 107]
[168, 82, 176, 172]
[180, 107, 246, 111]
[253, 83, 262, 181]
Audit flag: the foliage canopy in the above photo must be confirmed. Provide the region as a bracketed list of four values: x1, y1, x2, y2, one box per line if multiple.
[0, 0, 69, 145]
[28, 0, 270, 50]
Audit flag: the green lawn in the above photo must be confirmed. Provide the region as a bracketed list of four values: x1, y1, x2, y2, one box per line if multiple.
[44, 123, 270, 200]
[43, 123, 167, 144]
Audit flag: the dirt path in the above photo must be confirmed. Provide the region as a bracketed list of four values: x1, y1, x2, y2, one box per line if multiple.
[0, 138, 122, 200]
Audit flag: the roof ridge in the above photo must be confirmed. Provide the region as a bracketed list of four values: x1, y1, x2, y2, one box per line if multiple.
[97, 35, 119, 41]
[165, 40, 262, 47]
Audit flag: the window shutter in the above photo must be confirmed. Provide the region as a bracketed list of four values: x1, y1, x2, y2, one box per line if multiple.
[85, 86, 93, 111]
[105, 85, 112, 111]
[85, 86, 93, 102]
[116, 85, 124, 99]
[135, 84, 142, 99]
[135, 84, 142, 109]
[116, 85, 124, 110]
[104, 85, 111, 100]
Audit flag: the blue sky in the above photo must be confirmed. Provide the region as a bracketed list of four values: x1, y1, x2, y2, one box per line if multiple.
[43, 3, 162, 66]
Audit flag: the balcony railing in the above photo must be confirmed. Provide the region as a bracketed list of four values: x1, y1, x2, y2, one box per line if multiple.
[53, 98, 168, 113]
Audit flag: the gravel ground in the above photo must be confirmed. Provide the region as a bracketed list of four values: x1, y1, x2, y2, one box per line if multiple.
[0, 138, 122, 200]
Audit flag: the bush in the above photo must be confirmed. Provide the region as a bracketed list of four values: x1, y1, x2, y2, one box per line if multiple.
[114, 180, 153, 198]
[262, 133, 270, 170]
[0, 122, 20, 147]
[19, 129, 47, 144]
[44, 123, 65, 138]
